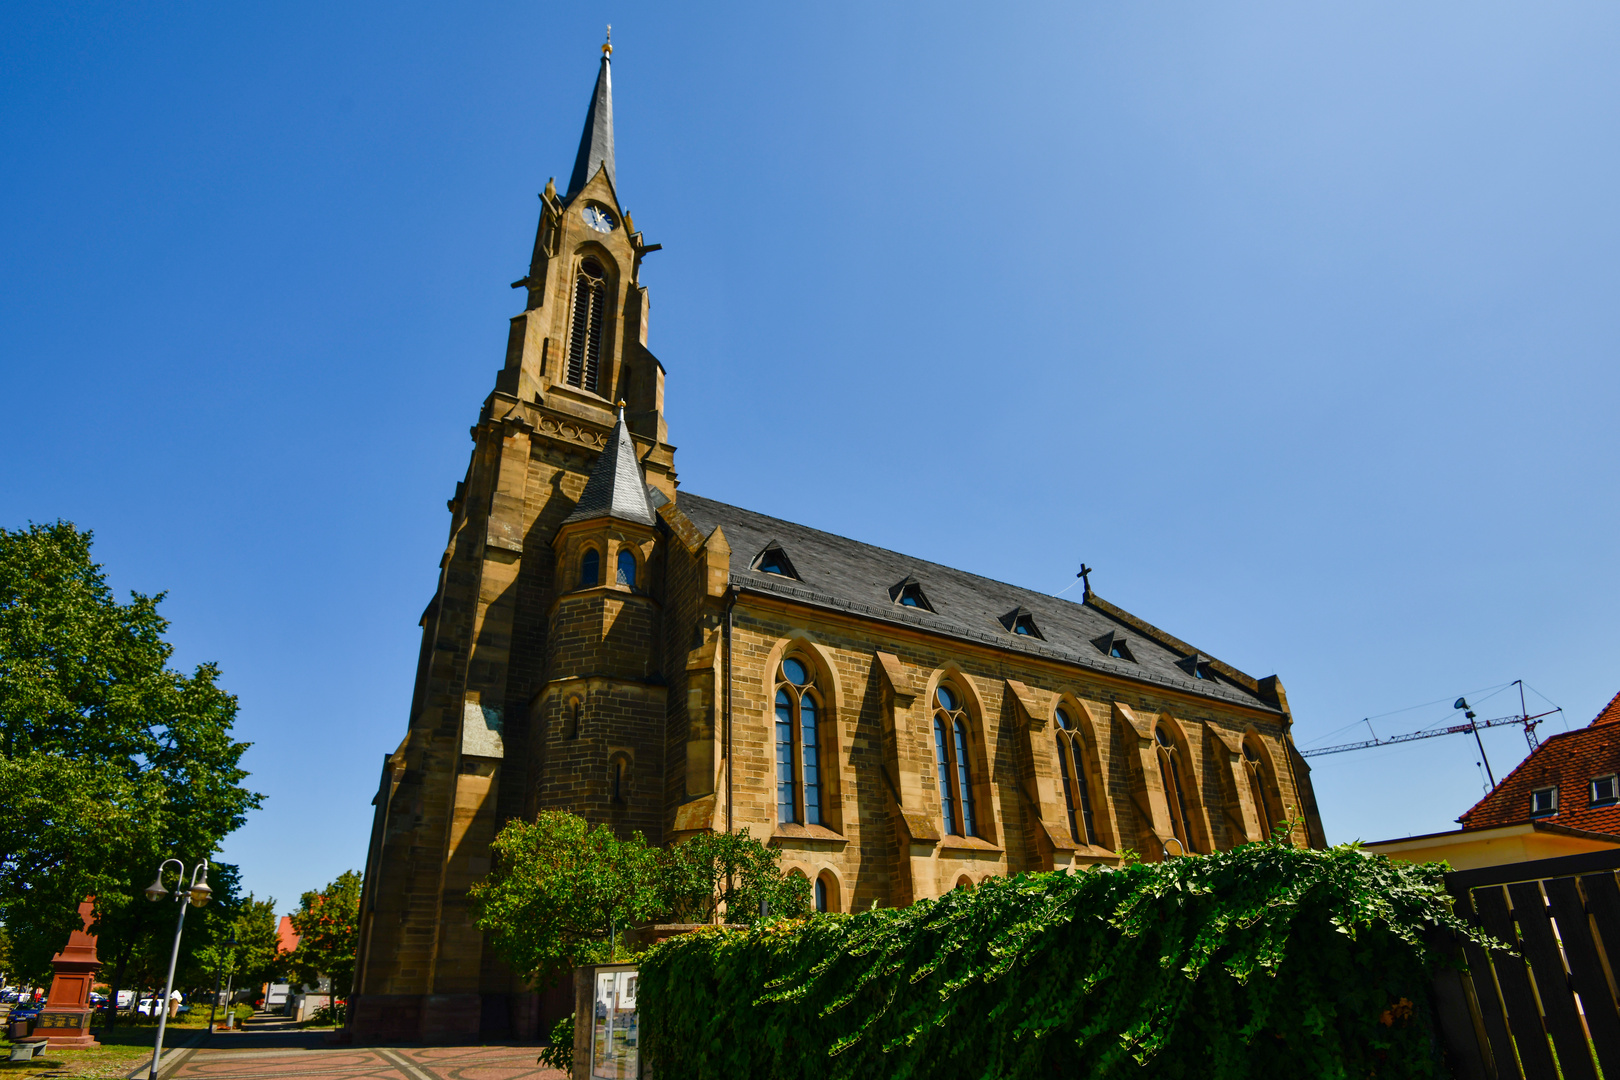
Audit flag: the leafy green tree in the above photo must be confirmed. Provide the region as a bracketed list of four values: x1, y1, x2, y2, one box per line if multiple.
[0, 522, 262, 1016]
[657, 829, 810, 925]
[287, 871, 361, 999]
[469, 812, 663, 984]
[470, 814, 808, 989]
[190, 893, 283, 993]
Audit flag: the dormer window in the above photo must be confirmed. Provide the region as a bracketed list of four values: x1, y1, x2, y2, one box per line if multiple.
[889, 576, 933, 612]
[1092, 631, 1134, 663]
[999, 607, 1042, 639]
[752, 541, 799, 580]
[1176, 654, 1220, 683]
[1592, 775, 1619, 806]
[1530, 786, 1558, 818]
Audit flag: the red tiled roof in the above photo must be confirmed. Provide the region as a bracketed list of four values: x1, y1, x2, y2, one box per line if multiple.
[1459, 691, 1620, 835]
[276, 915, 300, 955]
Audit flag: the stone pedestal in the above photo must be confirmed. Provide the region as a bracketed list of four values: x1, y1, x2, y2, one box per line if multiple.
[34, 900, 100, 1048]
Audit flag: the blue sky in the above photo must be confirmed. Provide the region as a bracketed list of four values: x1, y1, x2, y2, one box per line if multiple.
[4, 2, 1619, 911]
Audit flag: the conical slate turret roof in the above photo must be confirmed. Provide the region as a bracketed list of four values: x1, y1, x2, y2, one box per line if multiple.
[562, 412, 655, 527]
[566, 50, 615, 199]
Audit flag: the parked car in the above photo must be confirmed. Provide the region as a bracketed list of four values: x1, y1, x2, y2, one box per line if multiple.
[10, 1003, 42, 1023]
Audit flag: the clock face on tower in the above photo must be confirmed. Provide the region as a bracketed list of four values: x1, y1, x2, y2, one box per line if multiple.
[581, 205, 617, 233]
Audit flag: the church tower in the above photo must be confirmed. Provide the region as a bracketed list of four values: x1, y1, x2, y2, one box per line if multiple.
[350, 43, 675, 1041]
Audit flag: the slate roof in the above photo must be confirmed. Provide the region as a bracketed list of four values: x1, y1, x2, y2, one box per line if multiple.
[1458, 691, 1620, 836]
[566, 52, 615, 199]
[676, 492, 1279, 712]
[563, 416, 655, 526]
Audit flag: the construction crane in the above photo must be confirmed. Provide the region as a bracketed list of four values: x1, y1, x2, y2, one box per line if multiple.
[1298, 680, 1562, 789]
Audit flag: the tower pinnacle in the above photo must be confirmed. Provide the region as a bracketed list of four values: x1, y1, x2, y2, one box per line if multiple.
[566, 44, 615, 199]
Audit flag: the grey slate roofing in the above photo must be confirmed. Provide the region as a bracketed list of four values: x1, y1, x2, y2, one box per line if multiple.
[562, 417, 655, 526]
[675, 492, 1277, 713]
[566, 53, 615, 199]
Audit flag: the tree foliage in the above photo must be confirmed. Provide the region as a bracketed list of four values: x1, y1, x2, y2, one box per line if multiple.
[191, 892, 283, 993]
[0, 521, 262, 987]
[657, 829, 811, 926]
[469, 814, 809, 987]
[638, 842, 1496, 1080]
[470, 812, 662, 981]
[287, 871, 362, 998]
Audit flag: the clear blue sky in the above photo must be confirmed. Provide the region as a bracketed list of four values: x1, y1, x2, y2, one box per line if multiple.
[4, 2, 1619, 912]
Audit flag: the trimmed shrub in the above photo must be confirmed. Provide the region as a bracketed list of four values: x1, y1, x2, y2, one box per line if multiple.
[639, 842, 1487, 1079]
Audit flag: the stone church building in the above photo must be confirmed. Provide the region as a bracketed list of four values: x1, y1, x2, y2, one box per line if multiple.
[349, 46, 1328, 1041]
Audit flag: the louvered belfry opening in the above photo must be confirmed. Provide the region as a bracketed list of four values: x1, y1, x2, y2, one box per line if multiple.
[567, 257, 608, 392]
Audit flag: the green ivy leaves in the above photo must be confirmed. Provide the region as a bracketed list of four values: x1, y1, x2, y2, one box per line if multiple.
[639, 842, 1488, 1080]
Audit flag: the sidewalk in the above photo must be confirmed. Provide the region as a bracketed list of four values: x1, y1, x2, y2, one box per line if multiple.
[152, 1015, 564, 1080]
[167, 1043, 563, 1080]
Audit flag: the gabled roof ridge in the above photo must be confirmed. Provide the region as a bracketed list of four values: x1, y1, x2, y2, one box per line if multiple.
[679, 491, 1271, 708]
[1593, 689, 1620, 727]
[681, 491, 1078, 607]
[1083, 594, 1261, 694]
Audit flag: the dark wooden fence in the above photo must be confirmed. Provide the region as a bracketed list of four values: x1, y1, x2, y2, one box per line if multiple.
[1431, 848, 1620, 1080]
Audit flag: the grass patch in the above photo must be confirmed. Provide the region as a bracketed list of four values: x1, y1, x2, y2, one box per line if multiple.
[0, 1039, 150, 1079]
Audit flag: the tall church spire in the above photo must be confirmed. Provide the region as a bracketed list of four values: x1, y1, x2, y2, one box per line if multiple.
[566, 39, 615, 199]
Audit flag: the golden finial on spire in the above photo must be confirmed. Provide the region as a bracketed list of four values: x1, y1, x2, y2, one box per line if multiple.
[602, 24, 612, 58]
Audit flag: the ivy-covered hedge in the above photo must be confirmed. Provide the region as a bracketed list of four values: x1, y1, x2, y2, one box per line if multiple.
[639, 843, 1483, 1079]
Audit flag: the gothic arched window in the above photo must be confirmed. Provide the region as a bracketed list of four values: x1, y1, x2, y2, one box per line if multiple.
[567, 257, 608, 393]
[1155, 725, 1196, 854]
[774, 657, 823, 826]
[609, 753, 630, 803]
[616, 549, 637, 589]
[580, 548, 600, 588]
[933, 683, 978, 837]
[1054, 708, 1099, 846]
[1243, 737, 1279, 839]
[814, 871, 839, 913]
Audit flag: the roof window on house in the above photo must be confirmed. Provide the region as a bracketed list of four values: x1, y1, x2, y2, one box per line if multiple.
[1592, 774, 1619, 807]
[752, 541, 800, 580]
[1175, 654, 1220, 683]
[1530, 786, 1558, 818]
[999, 607, 1043, 639]
[889, 576, 934, 612]
[1091, 630, 1134, 663]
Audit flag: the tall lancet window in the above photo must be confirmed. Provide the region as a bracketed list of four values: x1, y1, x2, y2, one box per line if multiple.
[1054, 708, 1099, 846]
[1155, 725, 1196, 854]
[774, 657, 823, 826]
[933, 683, 978, 837]
[567, 257, 608, 393]
[1243, 738, 1279, 839]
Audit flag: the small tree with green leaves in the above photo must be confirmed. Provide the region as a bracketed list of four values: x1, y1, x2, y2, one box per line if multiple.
[657, 829, 810, 924]
[470, 812, 662, 985]
[471, 814, 810, 993]
[191, 892, 282, 1000]
[287, 871, 361, 1005]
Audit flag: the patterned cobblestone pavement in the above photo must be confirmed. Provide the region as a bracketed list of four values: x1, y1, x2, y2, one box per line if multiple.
[168, 1045, 565, 1080]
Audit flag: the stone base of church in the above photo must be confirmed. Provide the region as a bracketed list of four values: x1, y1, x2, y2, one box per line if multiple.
[348, 992, 544, 1043]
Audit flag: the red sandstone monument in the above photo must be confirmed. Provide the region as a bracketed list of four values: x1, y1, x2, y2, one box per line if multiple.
[33, 900, 102, 1048]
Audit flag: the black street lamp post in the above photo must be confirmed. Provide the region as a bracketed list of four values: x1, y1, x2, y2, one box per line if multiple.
[142, 859, 212, 1080]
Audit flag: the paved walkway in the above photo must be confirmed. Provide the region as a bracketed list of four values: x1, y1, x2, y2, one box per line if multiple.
[168, 1044, 565, 1080]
